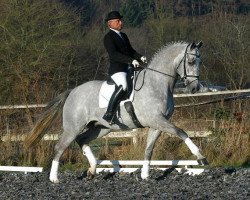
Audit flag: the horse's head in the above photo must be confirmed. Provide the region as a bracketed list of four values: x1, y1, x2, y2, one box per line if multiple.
[176, 41, 203, 93]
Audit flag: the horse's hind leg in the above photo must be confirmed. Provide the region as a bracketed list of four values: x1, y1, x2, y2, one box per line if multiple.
[141, 128, 161, 179]
[76, 126, 111, 180]
[49, 130, 78, 183]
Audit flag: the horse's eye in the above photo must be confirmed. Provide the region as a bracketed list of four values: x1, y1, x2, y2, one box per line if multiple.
[188, 58, 196, 65]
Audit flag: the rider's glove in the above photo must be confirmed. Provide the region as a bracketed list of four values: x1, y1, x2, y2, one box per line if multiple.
[141, 56, 147, 63]
[132, 60, 140, 68]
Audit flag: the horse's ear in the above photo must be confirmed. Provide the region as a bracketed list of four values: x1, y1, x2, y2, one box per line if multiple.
[196, 41, 203, 49]
[190, 42, 196, 50]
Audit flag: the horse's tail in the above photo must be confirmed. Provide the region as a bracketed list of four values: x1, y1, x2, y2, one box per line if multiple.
[24, 90, 71, 148]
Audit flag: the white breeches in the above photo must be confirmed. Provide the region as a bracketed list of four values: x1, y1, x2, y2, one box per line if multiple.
[111, 72, 127, 90]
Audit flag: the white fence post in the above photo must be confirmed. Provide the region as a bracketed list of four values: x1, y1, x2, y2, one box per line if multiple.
[5, 116, 10, 135]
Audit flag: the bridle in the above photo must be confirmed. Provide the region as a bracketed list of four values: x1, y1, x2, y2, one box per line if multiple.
[176, 43, 200, 81]
[134, 43, 201, 91]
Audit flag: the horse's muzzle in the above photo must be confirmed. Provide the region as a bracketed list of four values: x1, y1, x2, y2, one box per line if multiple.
[186, 79, 200, 94]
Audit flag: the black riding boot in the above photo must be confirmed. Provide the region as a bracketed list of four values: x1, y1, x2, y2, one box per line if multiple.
[103, 85, 125, 124]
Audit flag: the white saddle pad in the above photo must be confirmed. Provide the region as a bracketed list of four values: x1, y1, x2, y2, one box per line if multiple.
[99, 81, 135, 108]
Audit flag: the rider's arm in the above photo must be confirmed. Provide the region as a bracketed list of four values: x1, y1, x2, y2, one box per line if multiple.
[121, 33, 142, 62]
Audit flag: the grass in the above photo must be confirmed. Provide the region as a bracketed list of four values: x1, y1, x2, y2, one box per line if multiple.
[202, 119, 250, 167]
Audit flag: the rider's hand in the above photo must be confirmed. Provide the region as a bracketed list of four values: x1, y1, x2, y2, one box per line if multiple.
[132, 60, 140, 68]
[141, 56, 147, 63]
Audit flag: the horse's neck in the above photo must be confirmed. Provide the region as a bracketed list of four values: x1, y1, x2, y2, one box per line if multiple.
[143, 58, 176, 93]
[144, 69, 175, 93]
[144, 44, 186, 92]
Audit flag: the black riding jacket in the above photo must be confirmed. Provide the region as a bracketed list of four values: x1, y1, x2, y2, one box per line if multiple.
[104, 30, 142, 76]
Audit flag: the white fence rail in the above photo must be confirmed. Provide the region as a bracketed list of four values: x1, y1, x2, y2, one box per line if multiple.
[1, 119, 215, 142]
[0, 89, 249, 110]
[173, 88, 250, 97]
[0, 128, 214, 142]
[96, 160, 205, 175]
[0, 160, 204, 175]
[0, 166, 43, 174]
[0, 130, 142, 142]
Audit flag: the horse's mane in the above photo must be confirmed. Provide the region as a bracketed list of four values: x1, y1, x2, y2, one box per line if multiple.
[164, 41, 188, 48]
[149, 41, 188, 65]
[154, 41, 188, 55]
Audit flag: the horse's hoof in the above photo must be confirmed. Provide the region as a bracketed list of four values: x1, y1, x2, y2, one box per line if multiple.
[50, 178, 59, 183]
[141, 174, 149, 180]
[198, 158, 209, 166]
[49, 174, 60, 183]
[141, 169, 149, 180]
[87, 170, 95, 180]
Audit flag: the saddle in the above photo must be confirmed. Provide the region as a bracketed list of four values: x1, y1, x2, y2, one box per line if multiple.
[99, 68, 143, 127]
[99, 67, 135, 109]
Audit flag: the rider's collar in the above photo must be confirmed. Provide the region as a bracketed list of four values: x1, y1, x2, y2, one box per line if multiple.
[110, 28, 121, 35]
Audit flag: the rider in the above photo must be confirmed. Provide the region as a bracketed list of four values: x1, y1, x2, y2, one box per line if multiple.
[103, 10, 147, 124]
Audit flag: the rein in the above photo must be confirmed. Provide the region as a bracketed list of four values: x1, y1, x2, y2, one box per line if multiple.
[140, 66, 176, 78]
[134, 66, 176, 91]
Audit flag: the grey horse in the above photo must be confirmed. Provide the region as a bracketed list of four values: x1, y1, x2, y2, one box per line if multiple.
[24, 41, 208, 183]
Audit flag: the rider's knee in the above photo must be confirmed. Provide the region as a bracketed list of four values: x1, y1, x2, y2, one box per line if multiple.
[118, 83, 127, 91]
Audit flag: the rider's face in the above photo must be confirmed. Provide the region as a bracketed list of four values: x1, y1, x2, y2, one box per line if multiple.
[108, 19, 123, 31]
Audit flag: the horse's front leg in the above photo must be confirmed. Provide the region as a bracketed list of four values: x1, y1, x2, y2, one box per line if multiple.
[141, 128, 161, 179]
[150, 115, 208, 165]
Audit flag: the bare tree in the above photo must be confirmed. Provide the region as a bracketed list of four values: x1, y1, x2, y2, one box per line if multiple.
[0, 0, 83, 105]
[201, 13, 250, 89]
[0, 0, 85, 126]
